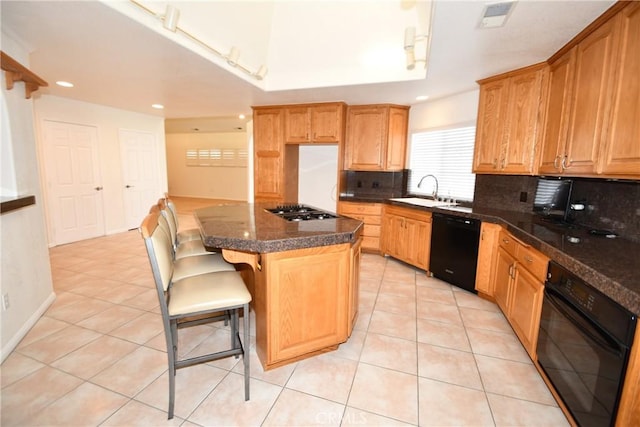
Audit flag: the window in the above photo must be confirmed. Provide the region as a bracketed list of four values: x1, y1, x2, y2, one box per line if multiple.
[185, 148, 248, 167]
[407, 125, 476, 201]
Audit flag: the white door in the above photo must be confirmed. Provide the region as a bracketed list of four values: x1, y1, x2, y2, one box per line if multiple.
[42, 120, 104, 245]
[120, 129, 160, 230]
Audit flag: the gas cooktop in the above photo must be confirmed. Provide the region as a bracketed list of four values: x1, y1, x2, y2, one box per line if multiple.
[266, 204, 338, 222]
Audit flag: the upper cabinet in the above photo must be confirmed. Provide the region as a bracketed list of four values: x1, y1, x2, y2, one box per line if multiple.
[600, 2, 640, 177]
[539, 13, 621, 176]
[473, 63, 548, 175]
[284, 102, 346, 144]
[253, 107, 299, 203]
[344, 104, 409, 171]
[538, 1, 639, 180]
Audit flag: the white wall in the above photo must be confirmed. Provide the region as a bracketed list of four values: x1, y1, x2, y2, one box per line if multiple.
[33, 96, 167, 237]
[408, 89, 480, 131]
[298, 145, 339, 212]
[166, 132, 248, 200]
[0, 33, 55, 361]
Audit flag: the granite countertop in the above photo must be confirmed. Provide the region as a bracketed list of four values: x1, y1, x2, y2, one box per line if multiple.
[387, 199, 640, 315]
[194, 202, 363, 253]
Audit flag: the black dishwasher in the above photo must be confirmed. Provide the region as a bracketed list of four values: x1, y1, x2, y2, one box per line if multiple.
[429, 213, 481, 293]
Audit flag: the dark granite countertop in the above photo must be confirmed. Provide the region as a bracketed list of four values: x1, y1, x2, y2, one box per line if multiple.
[386, 199, 640, 315]
[194, 202, 363, 254]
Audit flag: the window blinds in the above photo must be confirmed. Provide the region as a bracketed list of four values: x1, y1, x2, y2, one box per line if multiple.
[407, 126, 476, 201]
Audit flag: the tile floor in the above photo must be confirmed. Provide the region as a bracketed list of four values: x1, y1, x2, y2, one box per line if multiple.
[1, 199, 570, 426]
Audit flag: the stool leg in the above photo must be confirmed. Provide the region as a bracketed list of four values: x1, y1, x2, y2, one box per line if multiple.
[243, 303, 250, 401]
[168, 319, 178, 419]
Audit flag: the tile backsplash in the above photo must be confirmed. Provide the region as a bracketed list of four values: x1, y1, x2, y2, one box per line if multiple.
[473, 174, 640, 242]
[340, 170, 407, 199]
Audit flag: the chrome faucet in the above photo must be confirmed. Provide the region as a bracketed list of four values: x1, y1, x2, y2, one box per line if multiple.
[417, 174, 439, 200]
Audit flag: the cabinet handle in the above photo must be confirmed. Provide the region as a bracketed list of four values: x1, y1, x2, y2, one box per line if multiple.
[553, 155, 561, 170]
[502, 238, 510, 244]
[561, 155, 571, 170]
[500, 158, 506, 170]
[508, 264, 514, 278]
[493, 158, 498, 169]
[524, 256, 533, 263]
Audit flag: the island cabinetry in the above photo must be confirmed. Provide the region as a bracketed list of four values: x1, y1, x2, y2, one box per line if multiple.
[253, 107, 299, 203]
[348, 237, 362, 336]
[473, 63, 548, 175]
[381, 204, 432, 271]
[475, 222, 502, 296]
[344, 105, 409, 171]
[539, 12, 621, 176]
[600, 2, 640, 178]
[338, 202, 382, 252]
[284, 102, 346, 144]
[251, 243, 351, 369]
[493, 229, 548, 358]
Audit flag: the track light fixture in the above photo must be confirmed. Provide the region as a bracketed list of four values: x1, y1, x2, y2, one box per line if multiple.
[404, 26, 429, 70]
[130, 1, 267, 81]
[162, 4, 180, 32]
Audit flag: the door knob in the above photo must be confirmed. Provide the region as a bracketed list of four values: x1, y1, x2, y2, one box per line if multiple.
[94, 186, 103, 191]
[125, 185, 134, 188]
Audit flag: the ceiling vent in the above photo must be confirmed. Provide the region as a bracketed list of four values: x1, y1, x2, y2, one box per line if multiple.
[479, 1, 516, 28]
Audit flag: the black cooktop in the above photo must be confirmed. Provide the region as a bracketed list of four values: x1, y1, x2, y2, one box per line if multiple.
[266, 204, 338, 222]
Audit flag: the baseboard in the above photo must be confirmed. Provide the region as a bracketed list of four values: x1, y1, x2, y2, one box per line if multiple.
[1, 291, 57, 363]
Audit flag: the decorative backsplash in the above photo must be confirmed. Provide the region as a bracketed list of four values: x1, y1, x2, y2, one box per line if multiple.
[473, 174, 640, 242]
[340, 170, 408, 199]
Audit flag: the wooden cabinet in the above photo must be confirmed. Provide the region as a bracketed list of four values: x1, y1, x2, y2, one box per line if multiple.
[381, 204, 432, 271]
[255, 243, 351, 369]
[348, 237, 362, 336]
[344, 105, 409, 171]
[492, 229, 548, 358]
[473, 63, 548, 175]
[284, 102, 346, 144]
[337, 202, 382, 252]
[253, 107, 299, 203]
[475, 222, 502, 296]
[540, 11, 623, 176]
[600, 2, 640, 178]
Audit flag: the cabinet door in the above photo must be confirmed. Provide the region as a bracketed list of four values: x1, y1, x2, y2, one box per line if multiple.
[405, 217, 431, 271]
[382, 214, 404, 259]
[473, 79, 509, 173]
[348, 238, 362, 336]
[494, 247, 515, 316]
[600, 2, 640, 178]
[284, 107, 310, 144]
[502, 68, 546, 174]
[254, 109, 284, 201]
[564, 14, 620, 175]
[510, 266, 544, 358]
[345, 106, 387, 170]
[385, 107, 408, 170]
[475, 223, 501, 296]
[539, 50, 576, 174]
[311, 104, 343, 143]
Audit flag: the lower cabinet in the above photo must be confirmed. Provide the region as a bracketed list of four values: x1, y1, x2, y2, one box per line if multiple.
[487, 225, 548, 359]
[338, 202, 382, 252]
[475, 222, 502, 295]
[381, 204, 432, 271]
[348, 237, 362, 336]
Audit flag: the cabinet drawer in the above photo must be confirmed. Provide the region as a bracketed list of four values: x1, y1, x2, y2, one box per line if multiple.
[498, 230, 519, 257]
[339, 202, 382, 216]
[363, 224, 380, 237]
[516, 245, 549, 282]
[362, 236, 381, 251]
[344, 214, 381, 226]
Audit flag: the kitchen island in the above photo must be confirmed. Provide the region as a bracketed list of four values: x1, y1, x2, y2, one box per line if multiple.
[194, 202, 363, 370]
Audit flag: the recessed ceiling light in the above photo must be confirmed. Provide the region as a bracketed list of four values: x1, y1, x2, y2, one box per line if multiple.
[151, 104, 164, 109]
[238, 114, 246, 119]
[56, 81, 74, 88]
[416, 95, 429, 101]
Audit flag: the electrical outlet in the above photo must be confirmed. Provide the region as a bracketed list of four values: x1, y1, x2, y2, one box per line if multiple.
[2, 293, 9, 310]
[520, 191, 528, 202]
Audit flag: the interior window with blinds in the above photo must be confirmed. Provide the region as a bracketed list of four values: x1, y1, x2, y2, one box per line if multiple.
[407, 125, 476, 201]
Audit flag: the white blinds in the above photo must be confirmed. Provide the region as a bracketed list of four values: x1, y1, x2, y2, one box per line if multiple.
[407, 125, 477, 201]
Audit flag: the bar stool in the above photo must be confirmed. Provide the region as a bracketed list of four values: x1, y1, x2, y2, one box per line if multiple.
[140, 210, 251, 419]
[163, 194, 202, 244]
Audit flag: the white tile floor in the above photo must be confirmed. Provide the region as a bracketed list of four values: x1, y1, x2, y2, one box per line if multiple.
[1, 200, 571, 426]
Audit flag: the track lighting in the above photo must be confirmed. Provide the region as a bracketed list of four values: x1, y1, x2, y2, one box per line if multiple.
[130, 1, 266, 81]
[404, 26, 430, 70]
[162, 5, 180, 32]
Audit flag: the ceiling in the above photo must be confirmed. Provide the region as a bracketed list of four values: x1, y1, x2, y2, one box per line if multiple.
[1, 0, 616, 133]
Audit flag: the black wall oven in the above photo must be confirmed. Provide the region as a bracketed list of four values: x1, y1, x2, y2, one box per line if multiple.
[537, 262, 637, 427]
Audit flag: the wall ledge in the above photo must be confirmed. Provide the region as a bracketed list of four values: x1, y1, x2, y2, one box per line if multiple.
[0, 195, 35, 214]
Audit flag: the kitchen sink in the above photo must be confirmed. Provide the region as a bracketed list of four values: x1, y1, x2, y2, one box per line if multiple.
[389, 197, 459, 208]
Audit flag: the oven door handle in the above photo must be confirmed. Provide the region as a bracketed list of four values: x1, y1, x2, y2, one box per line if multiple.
[545, 287, 623, 356]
